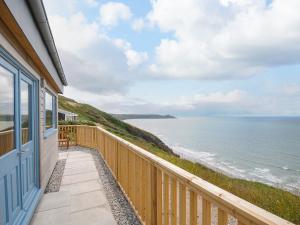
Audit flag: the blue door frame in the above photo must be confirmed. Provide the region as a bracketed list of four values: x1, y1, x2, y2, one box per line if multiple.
[0, 48, 41, 225]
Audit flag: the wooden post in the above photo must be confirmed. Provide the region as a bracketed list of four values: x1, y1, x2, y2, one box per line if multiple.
[189, 190, 197, 225]
[141, 159, 146, 221]
[164, 173, 169, 225]
[171, 177, 177, 225]
[128, 151, 135, 204]
[218, 208, 228, 225]
[146, 164, 157, 225]
[157, 169, 162, 225]
[202, 198, 211, 225]
[179, 183, 186, 225]
[136, 155, 142, 214]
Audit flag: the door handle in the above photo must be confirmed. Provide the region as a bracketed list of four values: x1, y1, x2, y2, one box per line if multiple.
[17, 149, 30, 156]
[21, 149, 30, 153]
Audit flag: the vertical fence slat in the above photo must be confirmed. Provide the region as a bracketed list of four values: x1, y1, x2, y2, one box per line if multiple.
[157, 169, 163, 225]
[202, 198, 211, 225]
[151, 165, 158, 225]
[218, 208, 228, 225]
[189, 190, 197, 225]
[171, 177, 177, 225]
[164, 173, 169, 225]
[146, 162, 152, 225]
[179, 183, 186, 225]
[136, 155, 140, 213]
[141, 159, 146, 221]
[128, 151, 135, 204]
[238, 221, 245, 225]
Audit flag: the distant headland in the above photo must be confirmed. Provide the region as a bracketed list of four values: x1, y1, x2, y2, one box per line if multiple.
[111, 114, 176, 120]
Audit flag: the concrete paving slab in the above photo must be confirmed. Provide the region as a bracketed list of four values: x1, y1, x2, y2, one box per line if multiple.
[61, 172, 99, 185]
[58, 152, 68, 160]
[68, 152, 91, 158]
[60, 179, 103, 195]
[64, 163, 97, 170]
[70, 207, 117, 225]
[63, 167, 98, 176]
[67, 156, 94, 163]
[30, 207, 70, 225]
[65, 164, 96, 171]
[70, 190, 107, 213]
[35, 191, 70, 212]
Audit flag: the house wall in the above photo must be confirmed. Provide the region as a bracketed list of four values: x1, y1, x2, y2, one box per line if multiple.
[39, 82, 58, 190]
[0, 25, 58, 191]
[3, 0, 64, 92]
[66, 115, 77, 122]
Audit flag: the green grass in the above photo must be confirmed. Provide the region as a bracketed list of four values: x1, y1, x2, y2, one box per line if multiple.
[58, 95, 300, 224]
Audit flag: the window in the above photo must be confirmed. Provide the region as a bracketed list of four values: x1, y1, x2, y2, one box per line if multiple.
[0, 65, 15, 156]
[21, 80, 32, 144]
[45, 90, 56, 132]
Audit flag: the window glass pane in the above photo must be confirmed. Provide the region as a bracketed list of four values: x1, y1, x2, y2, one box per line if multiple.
[45, 91, 53, 130]
[0, 65, 15, 156]
[21, 80, 32, 144]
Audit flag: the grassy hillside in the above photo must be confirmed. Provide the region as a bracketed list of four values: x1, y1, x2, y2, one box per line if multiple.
[58, 95, 175, 155]
[58, 95, 300, 224]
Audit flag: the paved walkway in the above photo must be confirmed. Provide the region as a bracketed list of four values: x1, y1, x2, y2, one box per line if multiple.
[30, 150, 117, 225]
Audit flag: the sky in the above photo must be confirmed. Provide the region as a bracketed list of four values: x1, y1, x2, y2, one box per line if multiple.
[43, 0, 300, 116]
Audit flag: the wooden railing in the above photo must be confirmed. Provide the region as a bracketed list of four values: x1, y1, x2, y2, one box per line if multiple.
[59, 125, 294, 225]
[0, 128, 28, 156]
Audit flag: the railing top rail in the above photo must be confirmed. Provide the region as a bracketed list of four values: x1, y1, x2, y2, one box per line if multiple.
[60, 125, 294, 225]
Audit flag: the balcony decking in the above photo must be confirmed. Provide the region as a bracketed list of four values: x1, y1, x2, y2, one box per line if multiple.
[30, 148, 117, 225]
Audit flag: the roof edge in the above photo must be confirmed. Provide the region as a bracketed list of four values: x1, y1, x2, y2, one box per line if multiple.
[27, 0, 67, 86]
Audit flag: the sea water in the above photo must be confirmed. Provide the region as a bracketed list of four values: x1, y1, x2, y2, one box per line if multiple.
[126, 117, 300, 194]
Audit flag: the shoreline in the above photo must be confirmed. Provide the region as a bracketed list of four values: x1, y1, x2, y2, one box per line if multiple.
[163, 139, 300, 196]
[125, 119, 300, 196]
[123, 132, 300, 224]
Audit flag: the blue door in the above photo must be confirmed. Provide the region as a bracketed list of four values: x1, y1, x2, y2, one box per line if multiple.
[0, 54, 40, 225]
[20, 74, 39, 212]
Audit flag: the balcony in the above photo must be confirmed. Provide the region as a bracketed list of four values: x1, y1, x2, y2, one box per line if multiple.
[31, 125, 294, 225]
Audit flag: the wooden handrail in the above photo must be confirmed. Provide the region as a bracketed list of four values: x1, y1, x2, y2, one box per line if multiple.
[0, 128, 28, 156]
[59, 125, 294, 225]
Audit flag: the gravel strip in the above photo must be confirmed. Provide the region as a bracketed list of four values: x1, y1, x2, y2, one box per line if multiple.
[91, 149, 142, 225]
[44, 159, 66, 193]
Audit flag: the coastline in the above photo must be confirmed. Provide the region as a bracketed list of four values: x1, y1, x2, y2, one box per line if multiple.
[161, 136, 300, 196]
[125, 118, 300, 196]
[120, 121, 300, 224]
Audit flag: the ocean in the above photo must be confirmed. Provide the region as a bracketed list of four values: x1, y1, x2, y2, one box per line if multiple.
[126, 117, 300, 194]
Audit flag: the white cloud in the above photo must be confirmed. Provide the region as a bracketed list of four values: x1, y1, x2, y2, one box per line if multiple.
[49, 13, 99, 53]
[114, 39, 148, 67]
[125, 50, 148, 67]
[84, 0, 98, 7]
[131, 18, 145, 31]
[161, 90, 250, 114]
[148, 0, 300, 79]
[177, 90, 245, 106]
[48, 10, 147, 95]
[283, 84, 300, 96]
[63, 84, 300, 116]
[99, 2, 132, 26]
